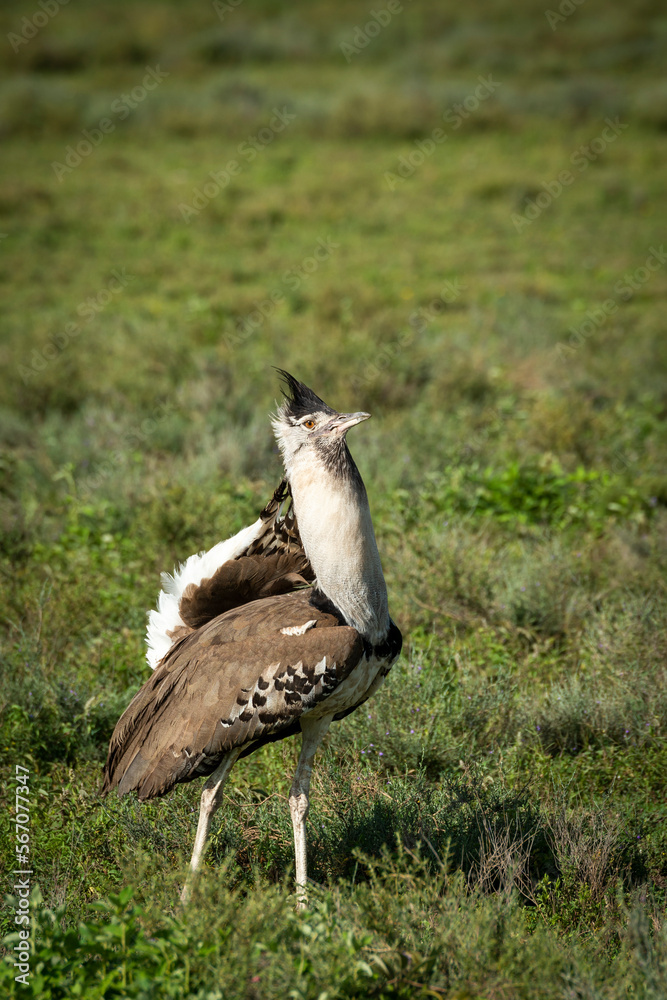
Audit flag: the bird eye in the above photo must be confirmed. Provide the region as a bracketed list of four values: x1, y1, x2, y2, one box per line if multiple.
[303, 419, 315, 429]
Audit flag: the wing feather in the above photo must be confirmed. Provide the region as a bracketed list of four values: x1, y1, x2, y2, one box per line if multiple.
[102, 592, 364, 800]
[146, 479, 314, 667]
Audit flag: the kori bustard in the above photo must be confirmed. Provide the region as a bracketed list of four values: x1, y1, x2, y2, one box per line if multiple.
[102, 371, 402, 906]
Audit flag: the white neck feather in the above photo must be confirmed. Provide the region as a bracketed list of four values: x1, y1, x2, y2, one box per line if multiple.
[286, 450, 390, 644]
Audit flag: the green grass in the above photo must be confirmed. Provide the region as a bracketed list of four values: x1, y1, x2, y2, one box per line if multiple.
[1, 0, 667, 995]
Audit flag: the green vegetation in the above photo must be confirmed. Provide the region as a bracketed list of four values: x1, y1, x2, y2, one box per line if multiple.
[1, 0, 666, 995]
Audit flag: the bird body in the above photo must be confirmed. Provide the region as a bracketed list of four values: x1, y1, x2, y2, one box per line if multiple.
[102, 372, 401, 905]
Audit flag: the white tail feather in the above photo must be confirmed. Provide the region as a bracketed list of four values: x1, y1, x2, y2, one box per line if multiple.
[145, 518, 264, 669]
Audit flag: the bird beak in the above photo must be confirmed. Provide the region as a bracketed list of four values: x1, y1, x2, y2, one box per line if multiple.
[317, 411, 371, 436]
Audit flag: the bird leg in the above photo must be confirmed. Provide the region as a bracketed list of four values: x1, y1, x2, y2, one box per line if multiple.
[180, 748, 240, 904]
[289, 714, 332, 910]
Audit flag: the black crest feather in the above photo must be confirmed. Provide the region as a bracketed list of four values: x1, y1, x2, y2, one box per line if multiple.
[274, 369, 335, 419]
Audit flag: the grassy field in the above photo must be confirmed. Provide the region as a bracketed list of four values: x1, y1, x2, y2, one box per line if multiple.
[1, 0, 667, 996]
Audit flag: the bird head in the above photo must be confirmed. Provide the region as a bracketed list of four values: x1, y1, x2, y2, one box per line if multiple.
[271, 370, 370, 478]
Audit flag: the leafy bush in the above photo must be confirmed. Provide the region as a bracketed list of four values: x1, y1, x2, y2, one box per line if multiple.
[419, 458, 652, 531]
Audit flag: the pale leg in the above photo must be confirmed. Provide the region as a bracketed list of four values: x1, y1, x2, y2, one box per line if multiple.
[289, 714, 332, 910]
[180, 749, 240, 904]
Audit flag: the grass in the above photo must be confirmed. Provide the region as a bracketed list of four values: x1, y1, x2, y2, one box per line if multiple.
[1, 0, 666, 995]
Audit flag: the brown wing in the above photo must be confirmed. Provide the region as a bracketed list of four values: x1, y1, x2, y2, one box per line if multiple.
[177, 479, 314, 629]
[102, 591, 364, 801]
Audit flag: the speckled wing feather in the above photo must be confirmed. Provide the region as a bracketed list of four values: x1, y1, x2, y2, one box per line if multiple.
[177, 480, 314, 630]
[102, 591, 364, 801]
